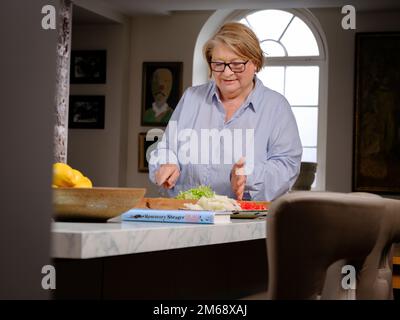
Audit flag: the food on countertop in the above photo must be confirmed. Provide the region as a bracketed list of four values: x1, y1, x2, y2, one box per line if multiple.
[53, 163, 75, 187]
[71, 169, 93, 188]
[182, 194, 269, 212]
[73, 175, 93, 188]
[52, 162, 93, 188]
[176, 185, 215, 200]
[183, 195, 241, 211]
[237, 201, 267, 211]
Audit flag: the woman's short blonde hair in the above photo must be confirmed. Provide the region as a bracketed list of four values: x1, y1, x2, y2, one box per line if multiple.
[203, 22, 265, 74]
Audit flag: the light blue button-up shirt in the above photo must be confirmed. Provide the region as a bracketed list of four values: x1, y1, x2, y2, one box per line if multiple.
[148, 77, 302, 201]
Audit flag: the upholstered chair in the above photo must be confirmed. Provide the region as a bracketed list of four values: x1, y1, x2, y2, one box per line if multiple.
[248, 191, 400, 299]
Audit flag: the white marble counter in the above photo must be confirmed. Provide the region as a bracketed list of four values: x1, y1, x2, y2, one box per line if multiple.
[51, 217, 267, 259]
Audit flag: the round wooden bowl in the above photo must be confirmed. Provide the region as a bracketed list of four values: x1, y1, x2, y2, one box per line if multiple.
[53, 187, 146, 222]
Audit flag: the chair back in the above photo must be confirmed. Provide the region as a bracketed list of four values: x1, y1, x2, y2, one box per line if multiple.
[292, 162, 317, 191]
[266, 191, 400, 299]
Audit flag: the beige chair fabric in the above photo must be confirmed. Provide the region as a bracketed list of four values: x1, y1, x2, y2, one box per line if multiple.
[259, 191, 400, 300]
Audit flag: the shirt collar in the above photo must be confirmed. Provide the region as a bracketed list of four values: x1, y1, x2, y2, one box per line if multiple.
[247, 76, 263, 113]
[207, 76, 262, 113]
[207, 80, 218, 104]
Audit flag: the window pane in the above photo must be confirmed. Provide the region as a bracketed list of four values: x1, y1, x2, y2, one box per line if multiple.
[238, 10, 321, 189]
[258, 66, 284, 94]
[281, 17, 319, 56]
[285, 66, 319, 106]
[301, 147, 317, 162]
[261, 40, 286, 57]
[245, 10, 293, 41]
[292, 107, 318, 146]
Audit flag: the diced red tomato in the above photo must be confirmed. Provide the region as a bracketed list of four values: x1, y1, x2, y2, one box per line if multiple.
[238, 201, 267, 211]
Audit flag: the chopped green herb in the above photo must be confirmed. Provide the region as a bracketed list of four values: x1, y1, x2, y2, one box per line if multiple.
[176, 185, 215, 200]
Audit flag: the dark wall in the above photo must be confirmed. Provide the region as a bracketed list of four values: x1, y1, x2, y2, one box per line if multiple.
[0, 0, 58, 299]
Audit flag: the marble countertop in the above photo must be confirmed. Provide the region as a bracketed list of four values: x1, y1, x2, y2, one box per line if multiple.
[51, 217, 267, 259]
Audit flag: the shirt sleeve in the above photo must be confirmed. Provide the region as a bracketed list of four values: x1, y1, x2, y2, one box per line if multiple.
[148, 89, 189, 185]
[245, 97, 302, 201]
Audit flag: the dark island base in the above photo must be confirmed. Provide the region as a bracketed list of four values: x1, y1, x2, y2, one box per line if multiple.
[53, 239, 268, 300]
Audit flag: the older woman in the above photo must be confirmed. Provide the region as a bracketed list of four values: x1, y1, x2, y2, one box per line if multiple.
[149, 22, 302, 201]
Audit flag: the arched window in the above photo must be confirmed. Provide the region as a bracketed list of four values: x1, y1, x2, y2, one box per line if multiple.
[193, 9, 327, 190]
[237, 9, 327, 189]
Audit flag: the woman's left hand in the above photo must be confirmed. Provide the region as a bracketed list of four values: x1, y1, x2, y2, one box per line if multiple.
[231, 158, 246, 200]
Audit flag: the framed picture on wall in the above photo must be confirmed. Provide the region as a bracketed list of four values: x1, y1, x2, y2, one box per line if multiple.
[70, 50, 107, 84]
[352, 32, 400, 194]
[68, 95, 105, 129]
[141, 62, 183, 126]
[138, 131, 161, 172]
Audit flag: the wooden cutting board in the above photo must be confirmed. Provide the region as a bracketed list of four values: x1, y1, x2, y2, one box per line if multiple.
[137, 198, 269, 211]
[136, 198, 198, 210]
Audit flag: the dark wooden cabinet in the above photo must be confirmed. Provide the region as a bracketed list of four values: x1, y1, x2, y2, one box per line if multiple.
[53, 239, 268, 300]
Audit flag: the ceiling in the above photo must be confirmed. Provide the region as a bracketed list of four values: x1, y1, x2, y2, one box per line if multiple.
[99, 0, 400, 15]
[72, 0, 400, 24]
[72, 5, 118, 25]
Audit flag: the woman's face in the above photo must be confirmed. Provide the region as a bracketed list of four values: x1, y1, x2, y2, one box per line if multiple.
[211, 42, 256, 99]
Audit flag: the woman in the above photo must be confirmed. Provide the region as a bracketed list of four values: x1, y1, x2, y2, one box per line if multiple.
[149, 22, 302, 201]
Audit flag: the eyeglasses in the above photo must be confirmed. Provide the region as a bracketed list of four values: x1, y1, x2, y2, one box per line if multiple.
[209, 61, 249, 73]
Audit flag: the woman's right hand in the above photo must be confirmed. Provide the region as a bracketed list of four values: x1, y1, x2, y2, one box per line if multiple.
[155, 164, 180, 189]
[231, 157, 246, 200]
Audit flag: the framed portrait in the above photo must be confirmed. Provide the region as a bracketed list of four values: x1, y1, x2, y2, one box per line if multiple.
[68, 95, 105, 129]
[353, 32, 400, 194]
[141, 61, 183, 126]
[138, 131, 161, 172]
[70, 50, 107, 84]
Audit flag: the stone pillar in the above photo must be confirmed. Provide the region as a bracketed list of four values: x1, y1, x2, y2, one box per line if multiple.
[54, 0, 73, 163]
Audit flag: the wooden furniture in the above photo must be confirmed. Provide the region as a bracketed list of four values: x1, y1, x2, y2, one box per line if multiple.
[393, 244, 400, 291]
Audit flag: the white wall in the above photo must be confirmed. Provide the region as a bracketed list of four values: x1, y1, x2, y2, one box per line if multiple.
[68, 22, 131, 187]
[125, 11, 212, 196]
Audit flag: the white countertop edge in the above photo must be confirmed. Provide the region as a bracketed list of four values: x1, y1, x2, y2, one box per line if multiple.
[51, 219, 267, 259]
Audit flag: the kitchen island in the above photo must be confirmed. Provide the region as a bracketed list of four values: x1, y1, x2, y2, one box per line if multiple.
[51, 218, 268, 299]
